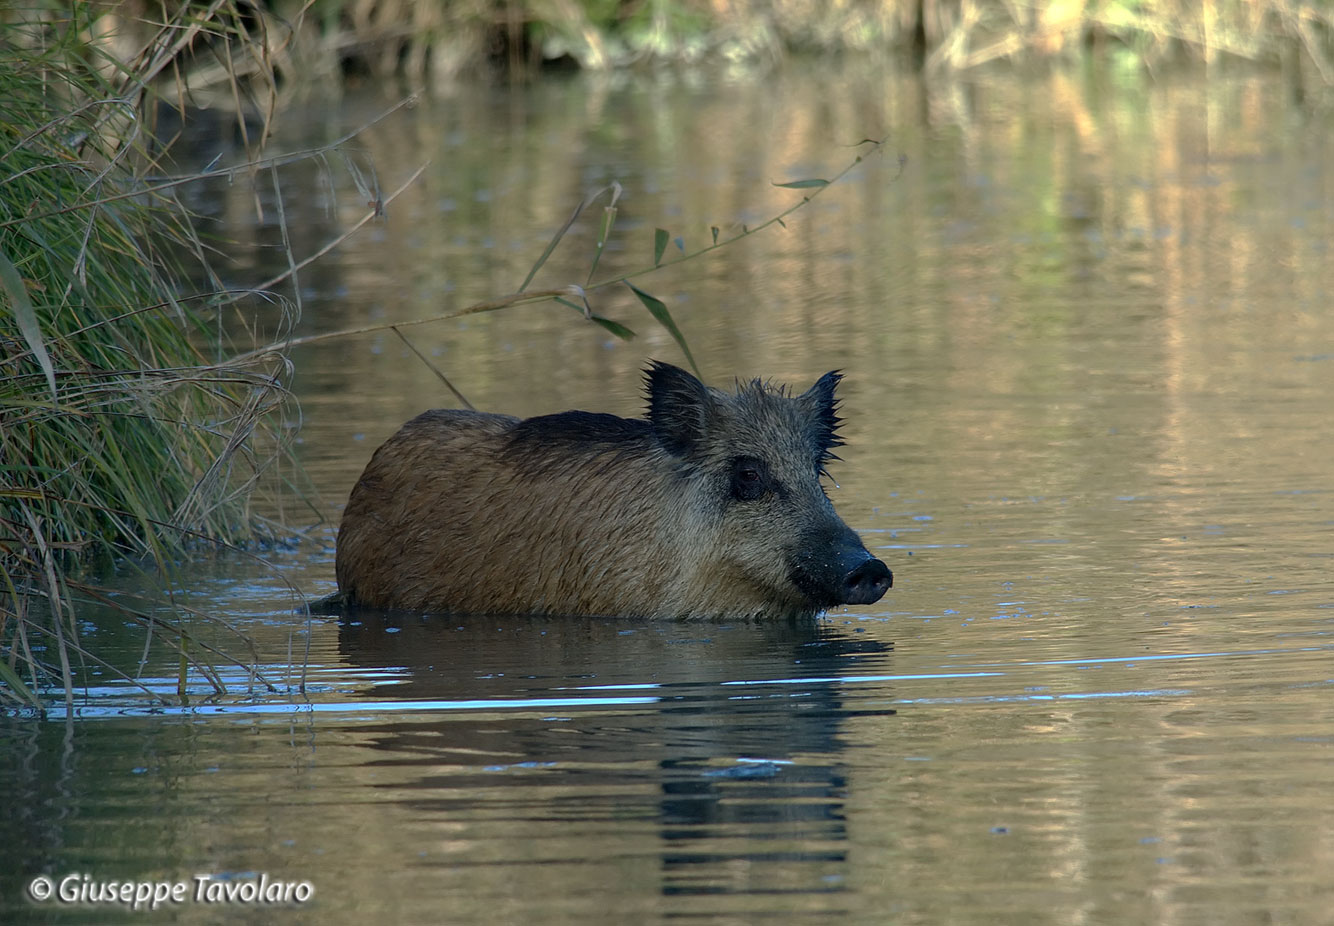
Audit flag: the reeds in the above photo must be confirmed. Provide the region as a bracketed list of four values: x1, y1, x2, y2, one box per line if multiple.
[0, 5, 308, 710]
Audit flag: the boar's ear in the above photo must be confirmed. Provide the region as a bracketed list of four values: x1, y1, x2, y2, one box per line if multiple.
[646, 361, 713, 456]
[799, 370, 845, 459]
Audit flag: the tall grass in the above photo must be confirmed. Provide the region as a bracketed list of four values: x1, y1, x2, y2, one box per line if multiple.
[0, 5, 317, 711]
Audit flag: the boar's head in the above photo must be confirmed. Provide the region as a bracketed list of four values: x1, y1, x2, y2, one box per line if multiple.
[646, 361, 892, 617]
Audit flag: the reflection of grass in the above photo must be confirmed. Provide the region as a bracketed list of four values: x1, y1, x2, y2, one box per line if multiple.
[245, 1, 1332, 80]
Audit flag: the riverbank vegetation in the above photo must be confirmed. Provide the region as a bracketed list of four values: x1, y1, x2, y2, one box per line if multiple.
[1, 5, 326, 710]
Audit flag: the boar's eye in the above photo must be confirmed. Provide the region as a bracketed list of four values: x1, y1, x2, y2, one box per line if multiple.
[729, 456, 771, 502]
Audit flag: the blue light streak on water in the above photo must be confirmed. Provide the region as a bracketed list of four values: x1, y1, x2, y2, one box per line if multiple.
[720, 671, 1006, 686]
[897, 688, 1193, 705]
[563, 671, 1005, 694]
[44, 695, 661, 722]
[32, 645, 1320, 723]
[943, 644, 1333, 671]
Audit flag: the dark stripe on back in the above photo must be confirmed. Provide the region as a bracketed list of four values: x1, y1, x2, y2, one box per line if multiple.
[502, 411, 654, 472]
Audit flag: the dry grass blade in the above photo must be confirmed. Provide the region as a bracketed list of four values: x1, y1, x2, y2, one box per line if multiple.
[390, 327, 476, 411]
[520, 182, 622, 293]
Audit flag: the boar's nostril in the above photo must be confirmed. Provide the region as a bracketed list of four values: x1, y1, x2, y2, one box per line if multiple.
[843, 558, 892, 605]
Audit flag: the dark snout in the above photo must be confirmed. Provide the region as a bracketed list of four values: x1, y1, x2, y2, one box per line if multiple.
[842, 556, 893, 605]
[792, 527, 893, 609]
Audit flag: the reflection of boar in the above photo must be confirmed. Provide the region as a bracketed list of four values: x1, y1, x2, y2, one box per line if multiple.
[335, 362, 891, 619]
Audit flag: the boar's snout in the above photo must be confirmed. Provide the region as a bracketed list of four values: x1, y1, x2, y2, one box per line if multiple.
[792, 527, 893, 610]
[842, 557, 893, 605]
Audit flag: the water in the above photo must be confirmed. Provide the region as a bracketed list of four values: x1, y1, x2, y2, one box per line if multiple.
[5, 60, 1334, 923]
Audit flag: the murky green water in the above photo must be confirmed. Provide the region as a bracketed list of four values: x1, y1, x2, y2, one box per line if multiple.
[5, 61, 1334, 923]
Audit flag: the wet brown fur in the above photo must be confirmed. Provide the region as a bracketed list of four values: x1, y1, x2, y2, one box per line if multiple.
[336, 363, 877, 619]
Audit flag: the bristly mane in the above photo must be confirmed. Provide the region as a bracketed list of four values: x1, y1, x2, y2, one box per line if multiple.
[732, 370, 845, 469]
[503, 411, 653, 472]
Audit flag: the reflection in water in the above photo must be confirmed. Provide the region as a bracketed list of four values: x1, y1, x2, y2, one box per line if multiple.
[335, 610, 893, 909]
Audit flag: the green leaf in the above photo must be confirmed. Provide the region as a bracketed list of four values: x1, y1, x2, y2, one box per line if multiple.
[521, 181, 620, 293]
[520, 205, 581, 294]
[0, 657, 38, 707]
[772, 178, 830, 189]
[654, 228, 669, 266]
[556, 296, 588, 315]
[586, 204, 618, 286]
[589, 315, 636, 340]
[625, 282, 700, 378]
[0, 246, 57, 400]
[557, 296, 636, 340]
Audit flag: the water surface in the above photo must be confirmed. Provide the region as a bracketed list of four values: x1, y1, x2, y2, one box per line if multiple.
[4, 60, 1334, 924]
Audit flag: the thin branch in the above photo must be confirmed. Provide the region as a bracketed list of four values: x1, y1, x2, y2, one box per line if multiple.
[229, 286, 583, 364]
[390, 327, 475, 411]
[249, 162, 427, 294]
[591, 140, 892, 291]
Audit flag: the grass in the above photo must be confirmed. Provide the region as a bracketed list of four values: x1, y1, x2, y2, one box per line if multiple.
[0, 4, 339, 711]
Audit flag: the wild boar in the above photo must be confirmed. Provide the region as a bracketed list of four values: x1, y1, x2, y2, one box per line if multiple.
[335, 361, 891, 619]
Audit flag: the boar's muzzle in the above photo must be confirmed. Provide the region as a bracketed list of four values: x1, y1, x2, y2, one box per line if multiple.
[791, 527, 893, 609]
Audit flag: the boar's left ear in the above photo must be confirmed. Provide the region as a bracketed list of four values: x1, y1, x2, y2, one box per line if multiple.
[800, 370, 845, 458]
[646, 361, 714, 456]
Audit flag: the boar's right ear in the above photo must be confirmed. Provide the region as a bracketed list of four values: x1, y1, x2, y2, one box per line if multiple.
[646, 361, 712, 456]
[799, 370, 846, 459]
